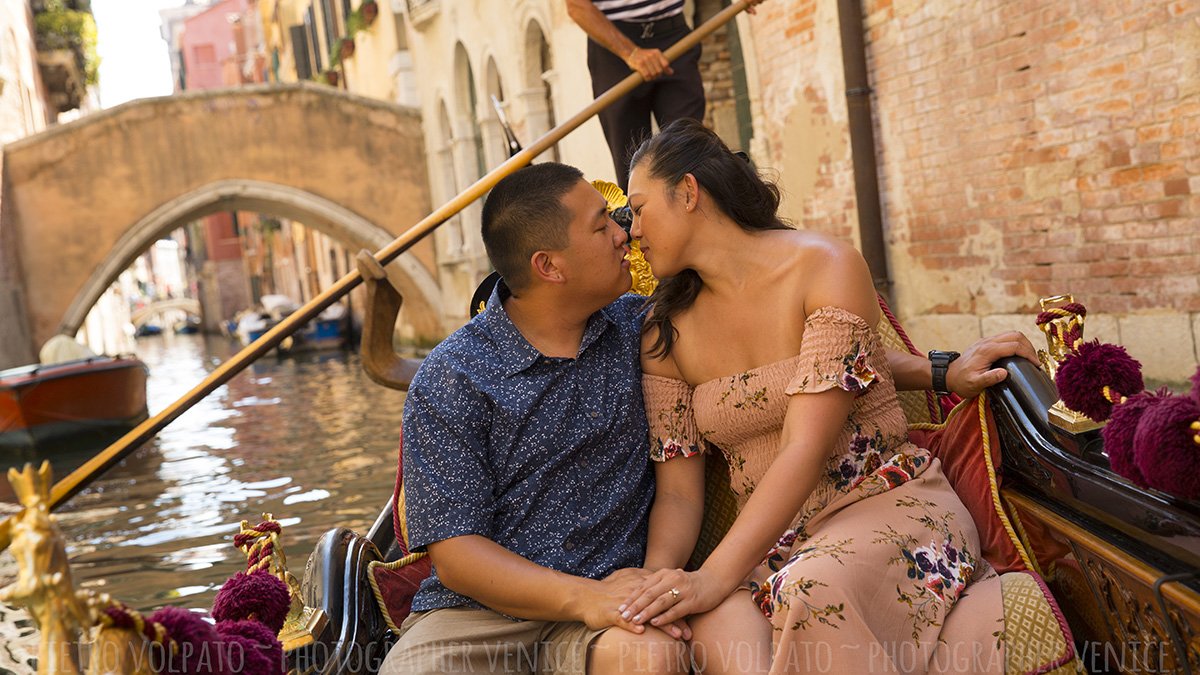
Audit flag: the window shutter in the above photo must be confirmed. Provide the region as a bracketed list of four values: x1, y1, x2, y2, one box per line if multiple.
[290, 25, 312, 80]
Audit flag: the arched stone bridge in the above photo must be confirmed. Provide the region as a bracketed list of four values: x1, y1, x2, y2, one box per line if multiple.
[0, 83, 443, 368]
[130, 298, 202, 328]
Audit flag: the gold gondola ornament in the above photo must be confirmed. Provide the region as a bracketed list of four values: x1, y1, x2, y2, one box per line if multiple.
[1036, 295, 1143, 432]
[592, 180, 658, 297]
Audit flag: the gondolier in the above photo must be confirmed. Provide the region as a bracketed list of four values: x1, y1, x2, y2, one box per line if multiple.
[568, 0, 763, 190]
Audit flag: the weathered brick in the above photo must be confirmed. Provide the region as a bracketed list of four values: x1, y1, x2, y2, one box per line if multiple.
[1164, 178, 1190, 196]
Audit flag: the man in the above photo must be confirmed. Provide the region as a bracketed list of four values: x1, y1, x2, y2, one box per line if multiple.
[382, 162, 1038, 674]
[381, 162, 689, 675]
[566, 0, 705, 191]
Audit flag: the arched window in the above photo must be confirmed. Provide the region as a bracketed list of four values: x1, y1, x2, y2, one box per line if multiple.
[481, 56, 508, 168]
[437, 99, 464, 254]
[522, 20, 559, 162]
[454, 42, 485, 180]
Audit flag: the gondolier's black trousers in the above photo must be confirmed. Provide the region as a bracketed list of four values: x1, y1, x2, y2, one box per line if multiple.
[587, 15, 705, 191]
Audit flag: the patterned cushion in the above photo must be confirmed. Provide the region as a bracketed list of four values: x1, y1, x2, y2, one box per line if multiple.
[1000, 571, 1084, 675]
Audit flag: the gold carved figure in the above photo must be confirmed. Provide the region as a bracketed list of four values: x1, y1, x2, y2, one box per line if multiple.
[2, 462, 90, 675]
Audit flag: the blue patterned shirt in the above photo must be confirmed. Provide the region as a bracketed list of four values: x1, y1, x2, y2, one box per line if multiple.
[403, 281, 654, 614]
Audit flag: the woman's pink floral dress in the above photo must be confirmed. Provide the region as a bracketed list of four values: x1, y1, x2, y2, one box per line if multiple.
[644, 307, 1006, 674]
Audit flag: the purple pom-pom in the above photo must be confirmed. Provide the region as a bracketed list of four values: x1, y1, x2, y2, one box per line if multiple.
[1133, 395, 1200, 500]
[148, 605, 224, 674]
[1102, 389, 1171, 486]
[211, 571, 291, 633]
[216, 620, 285, 675]
[1056, 340, 1144, 421]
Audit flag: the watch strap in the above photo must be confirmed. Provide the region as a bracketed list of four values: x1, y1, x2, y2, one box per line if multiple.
[928, 350, 960, 395]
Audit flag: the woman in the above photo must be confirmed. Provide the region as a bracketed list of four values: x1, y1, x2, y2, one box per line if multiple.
[620, 120, 1015, 674]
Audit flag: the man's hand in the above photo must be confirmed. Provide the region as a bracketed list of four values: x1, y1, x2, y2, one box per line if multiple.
[947, 330, 1040, 398]
[626, 47, 673, 81]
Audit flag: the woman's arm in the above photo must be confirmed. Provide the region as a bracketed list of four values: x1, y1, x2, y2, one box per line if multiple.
[640, 321, 707, 572]
[643, 454, 706, 571]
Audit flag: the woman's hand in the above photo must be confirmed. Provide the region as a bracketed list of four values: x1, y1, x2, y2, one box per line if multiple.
[618, 567, 727, 629]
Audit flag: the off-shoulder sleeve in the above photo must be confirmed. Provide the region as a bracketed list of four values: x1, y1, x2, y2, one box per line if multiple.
[785, 306, 881, 396]
[643, 374, 706, 462]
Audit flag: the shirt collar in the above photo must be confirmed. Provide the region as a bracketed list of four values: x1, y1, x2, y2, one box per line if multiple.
[482, 279, 617, 377]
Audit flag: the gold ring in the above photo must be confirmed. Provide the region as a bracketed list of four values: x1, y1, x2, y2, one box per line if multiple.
[669, 588, 680, 601]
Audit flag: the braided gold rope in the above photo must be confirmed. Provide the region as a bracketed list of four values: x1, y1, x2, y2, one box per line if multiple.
[237, 521, 287, 579]
[1191, 420, 1200, 445]
[1001, 494, 1049, 577]
[1101, 385, 1127, 406]
[365, 552, 428, 633]
[82, 591, 178, 655]
[1038, 307, 1086, 351]
[977, 393, 1037, 572]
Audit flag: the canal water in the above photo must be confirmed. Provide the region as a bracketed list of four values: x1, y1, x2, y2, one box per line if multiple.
[0, 334, 408, 672]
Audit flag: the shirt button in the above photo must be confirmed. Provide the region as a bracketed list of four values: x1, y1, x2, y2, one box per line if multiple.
[564, 541, 575, 551]
[579, 460, 587, 469]
[589, 411, 598, 418]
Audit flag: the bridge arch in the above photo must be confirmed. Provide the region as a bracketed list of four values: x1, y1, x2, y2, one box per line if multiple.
[64, 179, 443, 338]
[130, 299, 202, 328]
[0, 83, 444, 366]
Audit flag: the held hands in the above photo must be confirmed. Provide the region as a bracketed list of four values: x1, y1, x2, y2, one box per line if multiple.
[946, 330, 1040, 399]
[617, 567, 725, 631]
[625, 47, 673, 81]
[584, 568, 693, 640]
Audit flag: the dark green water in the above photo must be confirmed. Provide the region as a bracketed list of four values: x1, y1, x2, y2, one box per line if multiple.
[1, 334, 407, 669]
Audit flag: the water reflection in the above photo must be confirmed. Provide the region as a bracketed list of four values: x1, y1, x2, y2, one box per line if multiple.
[2, 333, 407, 620]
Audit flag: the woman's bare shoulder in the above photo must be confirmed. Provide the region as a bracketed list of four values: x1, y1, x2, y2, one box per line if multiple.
[784, 231, 879, 323]
[640, 311, 687, 380]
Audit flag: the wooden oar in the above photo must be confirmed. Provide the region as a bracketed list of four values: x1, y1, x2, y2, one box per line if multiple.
[0, 0, 752, 551]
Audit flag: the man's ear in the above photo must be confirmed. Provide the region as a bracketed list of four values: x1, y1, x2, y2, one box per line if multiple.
[530, 250, 566, 284]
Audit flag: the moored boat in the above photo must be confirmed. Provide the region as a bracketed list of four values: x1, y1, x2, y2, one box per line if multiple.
[0, 355, 149, 452]
[234, 295, 349, 354]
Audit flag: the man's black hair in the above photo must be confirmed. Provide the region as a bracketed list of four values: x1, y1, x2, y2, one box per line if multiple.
[480, 162, 584, 291]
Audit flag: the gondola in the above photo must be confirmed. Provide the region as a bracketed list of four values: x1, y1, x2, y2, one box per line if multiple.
[2, 1, 1197, 671]
[293, 266, 1200, 674]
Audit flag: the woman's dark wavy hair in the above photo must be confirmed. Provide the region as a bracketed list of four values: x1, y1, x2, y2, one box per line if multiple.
[632, 118, 792, 360]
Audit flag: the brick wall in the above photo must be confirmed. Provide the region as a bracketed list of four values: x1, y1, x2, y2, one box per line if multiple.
[745, 0, 858, 240]
[744, 0, 1200, 378]
[698, 24, 740, 148]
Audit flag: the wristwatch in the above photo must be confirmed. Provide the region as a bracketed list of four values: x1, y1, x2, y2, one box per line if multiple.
[928, 350, 961, 395]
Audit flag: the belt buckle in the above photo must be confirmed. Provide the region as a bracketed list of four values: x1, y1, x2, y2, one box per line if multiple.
[641, 21, 654, 39]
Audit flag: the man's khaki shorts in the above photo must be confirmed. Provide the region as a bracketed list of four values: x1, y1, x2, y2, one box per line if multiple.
[379, 606, 610, 675]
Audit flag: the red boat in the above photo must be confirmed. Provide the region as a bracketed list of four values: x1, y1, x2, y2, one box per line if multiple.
[0, 356, 149, 451]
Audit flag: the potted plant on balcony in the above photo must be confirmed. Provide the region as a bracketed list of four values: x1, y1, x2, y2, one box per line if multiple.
[338, 37, 355, 61]
[360, 0, 378, 25]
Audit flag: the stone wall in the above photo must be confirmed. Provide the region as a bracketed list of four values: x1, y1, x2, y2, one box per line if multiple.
[742, 0, 1200, 381]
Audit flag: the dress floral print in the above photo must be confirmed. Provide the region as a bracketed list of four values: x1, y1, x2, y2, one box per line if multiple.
[642, 306, 1006, 674]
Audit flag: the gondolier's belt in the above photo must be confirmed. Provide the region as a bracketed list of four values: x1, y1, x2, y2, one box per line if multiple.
[613, 13, 688, 40]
